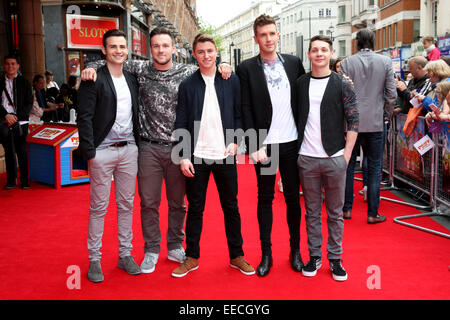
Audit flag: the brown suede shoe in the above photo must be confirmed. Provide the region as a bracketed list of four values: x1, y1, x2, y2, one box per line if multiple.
[367, 215, 387, 224]
[171, 257, 199, 278]
[343, 210, 352, 220]
[230, 256, 255, 275]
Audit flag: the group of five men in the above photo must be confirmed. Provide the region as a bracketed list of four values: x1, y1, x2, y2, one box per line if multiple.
[76, 14, 395, 284]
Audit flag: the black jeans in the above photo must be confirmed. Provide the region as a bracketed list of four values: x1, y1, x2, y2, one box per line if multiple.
[0, 123, 28, 185]
[185, 157, 244, 259]
[253, 140, 301, 256]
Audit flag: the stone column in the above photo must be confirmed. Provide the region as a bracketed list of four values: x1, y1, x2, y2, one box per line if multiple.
[17, 0, 45, 83]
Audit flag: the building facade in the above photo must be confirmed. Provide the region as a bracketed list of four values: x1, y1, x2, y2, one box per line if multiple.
[0, 0, 199, 85]
[279, 0, 338, 68]
[216, 0, 286, 69]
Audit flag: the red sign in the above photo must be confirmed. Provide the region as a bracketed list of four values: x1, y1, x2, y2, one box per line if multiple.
[67, 15, 119, 49]
[131, 27, 148, 56]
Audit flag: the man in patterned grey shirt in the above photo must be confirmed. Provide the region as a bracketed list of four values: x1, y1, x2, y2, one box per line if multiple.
[82, 27, 230, 274]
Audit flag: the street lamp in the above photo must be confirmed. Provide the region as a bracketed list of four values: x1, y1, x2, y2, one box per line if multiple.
[229, 41, 235, 65]
[328, 24, 335, 42]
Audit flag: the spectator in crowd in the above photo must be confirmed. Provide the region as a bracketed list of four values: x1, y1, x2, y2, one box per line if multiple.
[331, 57, 345, 74]
[45, 70, 59, 90]
[68, 75, 79, 112]
[441, 55, 450, 67]
[0, 53, 33, 189]
[340, 29, 397, 224]
[395, 56, 429, 115]
[55, 83, 74, 122]
[29, 89, 44, 123]
[416, 59, 450, 113]
[33, 74, 60, 122]
[422, 36, 441, 61]
[424, 81, 450, 125]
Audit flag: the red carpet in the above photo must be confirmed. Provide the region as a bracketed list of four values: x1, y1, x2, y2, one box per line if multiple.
[0, 159, 449, 300]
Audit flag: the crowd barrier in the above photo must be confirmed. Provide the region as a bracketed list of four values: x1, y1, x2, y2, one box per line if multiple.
[377, 115, 450, 238]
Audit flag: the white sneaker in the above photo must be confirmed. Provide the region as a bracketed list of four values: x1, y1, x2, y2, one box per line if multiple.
[363, 186, 368, 202]
[140, 252, 159, 273]
[168, 248, 186, 263]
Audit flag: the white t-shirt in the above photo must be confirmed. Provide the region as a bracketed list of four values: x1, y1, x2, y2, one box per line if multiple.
[262, 58, 298, 145]
[193, 74, 226, 160]
[299, 75, 344, 158]
[99, 75, 134, 148]
[2, 76, 15, 113]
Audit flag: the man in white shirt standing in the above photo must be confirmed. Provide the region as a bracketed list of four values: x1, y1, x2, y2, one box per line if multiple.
[172, 33, 254, 278]
[294, 35, 359, 281]
[77, 29, 141, 283]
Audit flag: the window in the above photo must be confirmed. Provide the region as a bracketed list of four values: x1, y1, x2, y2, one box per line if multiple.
[388, 25, 391, 46]
[338, 6, 346, 23]
[339, 40, 346, 57]
[319, 9, 324, 18]
[319, 30, 324, 35]
[326, 8, 331, 17]
[431, 1, 438, 37]
[394, 23, 397, 44]
[413, 19, 420, 42]
[369, 0, 375, 6]
[382, 27, 386, 48]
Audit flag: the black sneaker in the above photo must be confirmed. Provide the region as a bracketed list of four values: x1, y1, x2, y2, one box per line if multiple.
[329, 259, 348, 281]
[302, 256, 321, 277]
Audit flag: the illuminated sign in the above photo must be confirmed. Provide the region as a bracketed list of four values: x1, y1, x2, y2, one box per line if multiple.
[67, 14, 119, 49]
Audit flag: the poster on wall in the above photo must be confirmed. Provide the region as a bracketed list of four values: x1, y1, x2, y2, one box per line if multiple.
[395, 114, 426, 183]
[441, 122, 450, 194]
[67, 51, 80, 76]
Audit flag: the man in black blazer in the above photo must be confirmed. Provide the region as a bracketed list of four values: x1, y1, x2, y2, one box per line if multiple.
[236, 14, 305, 277]
[0, 54, 33, 189]
[77, 29, 141, 283]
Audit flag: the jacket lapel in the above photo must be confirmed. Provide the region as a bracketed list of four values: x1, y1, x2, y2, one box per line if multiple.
[102, 67, 117, 100]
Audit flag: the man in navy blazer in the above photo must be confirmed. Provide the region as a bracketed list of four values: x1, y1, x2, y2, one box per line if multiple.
[236, 14, 305, 276]
[172, 33, 254, 278]
[77, 29, 141, 283]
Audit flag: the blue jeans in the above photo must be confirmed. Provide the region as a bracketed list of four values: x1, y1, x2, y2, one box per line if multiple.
[344, 132, 384, 217]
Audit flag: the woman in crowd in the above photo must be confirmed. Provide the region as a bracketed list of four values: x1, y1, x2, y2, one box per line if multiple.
[424, 82, 450, 124]
[45, 70, 59, 90]
[332, 57, 345, 74]
[422, 36, 441, 61]
[416, 59, 450, 114]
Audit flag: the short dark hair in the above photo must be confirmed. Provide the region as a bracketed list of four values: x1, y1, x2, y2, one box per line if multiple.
[33, 74, 44, 84]
[356, 29, 375, 51]
[193, 33, 216, 51]
[102, 29, 127, 48]
[309, 35, 333, 51]
[45, 70, 53, 76]
[253, 14, 276, 35]
[4, 53, 19, 64]
[150, 27, 175, 44]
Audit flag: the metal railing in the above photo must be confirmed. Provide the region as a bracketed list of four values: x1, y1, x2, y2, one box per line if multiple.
[384, 115, 450, 239]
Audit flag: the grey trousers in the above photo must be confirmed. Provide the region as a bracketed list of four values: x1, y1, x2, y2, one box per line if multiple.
[138, 141, 186, 254]
[87, 143, 138, 261]
[297, 154, 347, 260]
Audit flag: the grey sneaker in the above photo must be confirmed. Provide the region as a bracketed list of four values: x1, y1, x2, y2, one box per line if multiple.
[118, 256, 142, 275]
[168, 248, 186, 263]
[87, 260, 104, 283]
[140, 252, 159, 274]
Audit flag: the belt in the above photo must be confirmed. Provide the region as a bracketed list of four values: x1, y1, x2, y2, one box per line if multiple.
[110, 141, 128, 148]
[141, 137, 174, 146]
